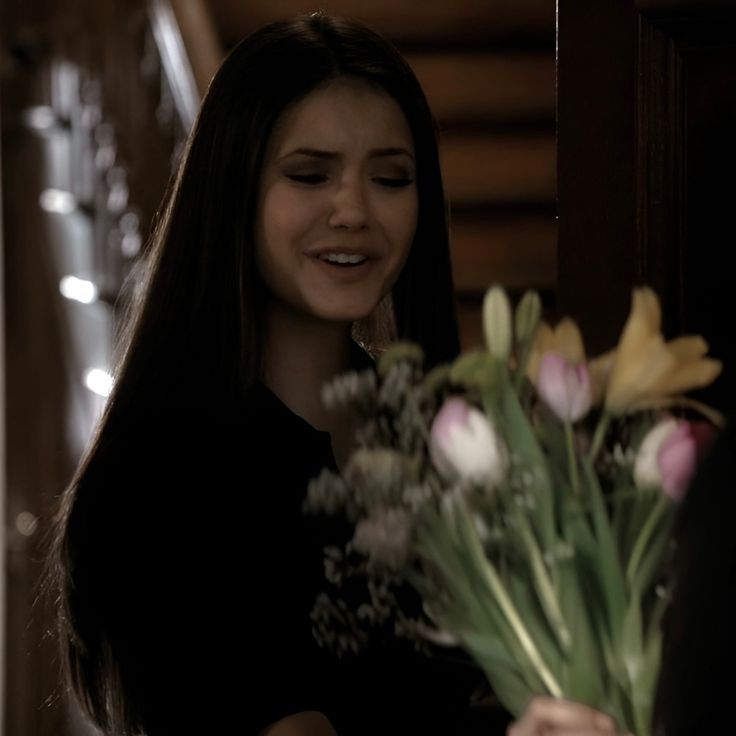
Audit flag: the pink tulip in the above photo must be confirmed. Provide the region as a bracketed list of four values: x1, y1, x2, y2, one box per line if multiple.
[657, 421, 716, 501]
[634, 418, 716, 501]
[430, 398, 507, 487]
[536, 352, 592, 423]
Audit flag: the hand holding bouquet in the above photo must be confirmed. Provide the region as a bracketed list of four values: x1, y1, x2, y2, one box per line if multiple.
[306, 286, 722, 736]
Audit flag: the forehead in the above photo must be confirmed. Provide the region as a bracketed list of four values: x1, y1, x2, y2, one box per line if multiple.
[268, 78, 414, 156]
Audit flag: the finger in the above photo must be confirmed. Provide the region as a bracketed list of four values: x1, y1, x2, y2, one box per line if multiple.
[510, 726, 624, 736]
[516, 696, 618, 733]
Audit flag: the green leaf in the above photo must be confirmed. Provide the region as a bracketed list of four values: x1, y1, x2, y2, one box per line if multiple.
[420, 363, 452, 402]
[630, 519, 674, 597]
[513, 290, 542, 392]
[512, 511, 572, 656]
[412, 503, 550, 699]
[626, 494, 674, 593]
[556, 558, 606, 707]
[483, 286, 513, 361]
[645, 590, 670, 645]
[472, 653, 535, 718]
[621, 591, 644, 688]
[580, 457, 628, 646]
[492, 372, 557, 551]
[505, 568, 564, 678]
[621, 488, 659, 563]
[610, 486, 638, 560]
[632, 626, 663, 736]
[449, 350, 502, 394]
[454, 502, 564, 698]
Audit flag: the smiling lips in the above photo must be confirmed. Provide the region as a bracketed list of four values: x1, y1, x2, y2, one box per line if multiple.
[319, 252, 368, 265]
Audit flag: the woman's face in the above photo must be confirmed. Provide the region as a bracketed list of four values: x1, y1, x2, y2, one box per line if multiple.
[255, 77, 418, 324]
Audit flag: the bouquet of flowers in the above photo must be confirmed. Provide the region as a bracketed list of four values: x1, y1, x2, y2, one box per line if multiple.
[306, 286, 722, 736]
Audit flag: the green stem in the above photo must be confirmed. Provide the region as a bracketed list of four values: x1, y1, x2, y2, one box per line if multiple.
[646, 590, 671, 643]
[513, 340, 533, 394]
[588, 411, 611, 463]
[625, 495, 670, 589]
[456, 504, 564, 698]
[516, 513, 572, 654]
[564, 420, 581, 497]
[479, 558, 564, 698]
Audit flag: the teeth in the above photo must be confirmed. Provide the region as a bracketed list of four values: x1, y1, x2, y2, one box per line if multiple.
[320, 253, 367, 265]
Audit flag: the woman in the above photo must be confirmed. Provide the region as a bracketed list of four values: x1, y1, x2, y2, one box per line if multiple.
[48, 13, 621, 736]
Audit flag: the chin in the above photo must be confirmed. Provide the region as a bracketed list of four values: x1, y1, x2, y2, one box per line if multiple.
[316, 308, 373, 324]
[310, 301, 378, 324]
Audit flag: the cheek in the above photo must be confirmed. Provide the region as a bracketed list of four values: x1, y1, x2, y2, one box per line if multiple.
[257, 187, 322, 261]
[385, 194, 418, 262]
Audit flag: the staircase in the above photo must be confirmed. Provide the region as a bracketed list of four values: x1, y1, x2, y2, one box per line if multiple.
[0, 2, 205, 733]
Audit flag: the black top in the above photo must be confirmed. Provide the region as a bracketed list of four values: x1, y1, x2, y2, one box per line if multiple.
[73, 354, 511, 735]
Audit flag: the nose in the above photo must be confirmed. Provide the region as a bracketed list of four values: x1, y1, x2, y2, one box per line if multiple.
[327, 177, 369, 230]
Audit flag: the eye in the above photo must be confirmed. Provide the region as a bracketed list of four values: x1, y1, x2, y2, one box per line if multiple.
[286, 173, 328, 185]
[373, 177, 414, 188]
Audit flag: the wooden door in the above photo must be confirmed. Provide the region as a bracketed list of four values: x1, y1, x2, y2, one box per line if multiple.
[557, 0, 736, 413]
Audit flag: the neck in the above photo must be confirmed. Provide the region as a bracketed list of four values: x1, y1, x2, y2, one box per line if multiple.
[261, 301, 353, 432]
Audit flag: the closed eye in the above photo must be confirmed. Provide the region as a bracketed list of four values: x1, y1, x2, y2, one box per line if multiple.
[373, 177, 414, 188]
[286, 173, 328, 185]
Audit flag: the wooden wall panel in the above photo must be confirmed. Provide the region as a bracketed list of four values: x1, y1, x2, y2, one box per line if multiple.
[452, 217, 556, 292]
[558, 0, 736, 410]
[208, 0, 555, 46]
[390, 52, 555, 123]
[637, 15, 736, 411]
[441, 133, 556, 204]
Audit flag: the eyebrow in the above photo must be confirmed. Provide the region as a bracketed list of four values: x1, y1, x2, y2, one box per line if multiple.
[278, 146, 415, 163]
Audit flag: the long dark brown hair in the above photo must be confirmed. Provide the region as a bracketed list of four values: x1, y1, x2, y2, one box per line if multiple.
[46, 12, 459, 734]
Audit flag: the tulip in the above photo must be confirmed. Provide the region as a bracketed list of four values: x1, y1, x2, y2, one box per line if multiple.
[430, 398, 508, 487]
[526, 318, 586, 384]
[604, 288, 722, 415]
[514, 290, 543, 346]
[483, 286, 512, 361]
[634, 418, 716, 501]
[536, 352, 593, 423]
[658, 421, 715, 501]
[633, 418, 679, 491]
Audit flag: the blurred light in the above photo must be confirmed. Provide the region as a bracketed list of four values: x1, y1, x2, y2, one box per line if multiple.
[59, 276, 99, 304]
[15, 511, 39, 537]
[106, 167, 129, 214]
[84, 368, 114, 398]
[120, 212, 142, 257]
[22, 105, 57, 131]
[39, 188, 77, 214]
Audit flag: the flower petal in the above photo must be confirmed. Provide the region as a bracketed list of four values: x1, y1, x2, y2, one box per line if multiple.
[658, 424, 698, 502]
[634, 417, 679, 490]
[553, 318, 586, 364]
[667, 335, 709, 361]
[606, 338, 676, 413]
[654, 358, 723, 397]
[537, 352, 592, 422]
[526, 322, 554, 382]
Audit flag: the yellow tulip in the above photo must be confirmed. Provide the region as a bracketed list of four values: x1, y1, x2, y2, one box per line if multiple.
[603, 288, 722, 415]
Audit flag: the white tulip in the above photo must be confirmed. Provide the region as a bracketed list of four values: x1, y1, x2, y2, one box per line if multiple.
[430, 398, 508, 488]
